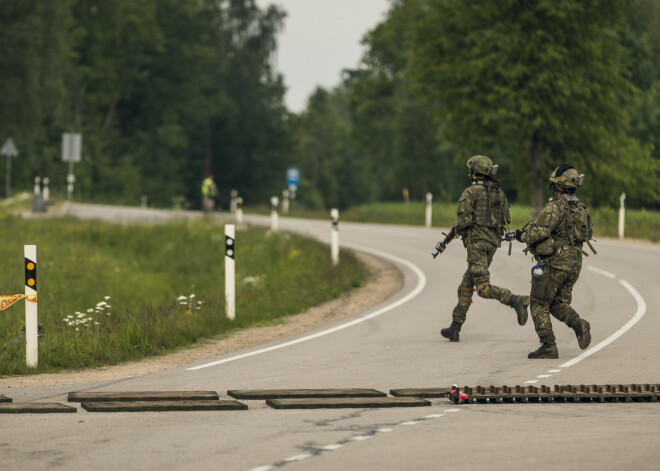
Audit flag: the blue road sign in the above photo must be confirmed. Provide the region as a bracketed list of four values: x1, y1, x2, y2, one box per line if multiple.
[286, 168, 300, 188]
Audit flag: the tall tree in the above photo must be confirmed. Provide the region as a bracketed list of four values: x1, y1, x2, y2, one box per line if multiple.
[413, 0, 655, 212]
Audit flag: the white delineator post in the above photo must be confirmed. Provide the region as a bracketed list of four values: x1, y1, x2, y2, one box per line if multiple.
[282, 189, 290, 214]
[618, 192, 626, 240]
[270, 196, 279, 231]
[425, 192, 433, 228]
[330, 208, 339, 266]
[225, 224, 236, 320]
[43, 178, 50, 202]
[236, 197, 243, 225]
[24, 245, 38, 367]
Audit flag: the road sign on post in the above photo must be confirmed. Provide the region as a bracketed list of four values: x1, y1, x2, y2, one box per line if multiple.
[286, 168, 300, 199]
[62, 133, 82, 202]
[1, 138, 19, 199]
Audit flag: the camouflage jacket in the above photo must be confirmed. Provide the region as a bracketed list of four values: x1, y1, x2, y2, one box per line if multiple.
[521, 194, 593, 271]
[454, 180, 511, 247]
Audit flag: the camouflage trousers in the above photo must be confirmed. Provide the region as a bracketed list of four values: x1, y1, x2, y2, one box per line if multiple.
[530, 266, 580, 344]
[451, 240, 513, 324]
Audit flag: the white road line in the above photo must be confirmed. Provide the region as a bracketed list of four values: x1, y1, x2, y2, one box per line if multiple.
[443, 408, 462, 413]
[249, 466, 274, 471]
[284, 454, 311, 462]
[524, 380, 539, 384]
[559, 279, 646, 368]
[586, 266, 617, 279]
[187, 244, 427, 370]
[321, 444, 344, 451]
[400, 421, 420, 426]
[377, 428, 394, 432]
[547, 369, 561, 373]
[424, 414, 445, 418]
[351, 436, 371, 441]
[536, 375, 551, 378]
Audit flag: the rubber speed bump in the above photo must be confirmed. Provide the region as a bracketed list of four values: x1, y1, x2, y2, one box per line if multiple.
[390, 388, 451, 398]
[68, 391, 219, 402]
[0, 395, 12, 403]
[81, 400, 247, 412]
[227, 388, 386, 400]
[266, 397, 431, 409]
[0, 402, 76, 414]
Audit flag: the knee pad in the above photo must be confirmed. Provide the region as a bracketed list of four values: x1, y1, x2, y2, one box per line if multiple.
[476, 282, 492, 299]
[458, 286, 474, 303]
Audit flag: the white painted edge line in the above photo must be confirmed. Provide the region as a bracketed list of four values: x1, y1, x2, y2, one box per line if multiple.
[443, 408, 462, 413]
[249, 466, 274, 471]
[424, 414, 445, 419]
[547, 369, 561, 373]
[321, 444, 344, 450]
[284, 454, 311, 462]
[400, 421, 420, 426]
[559, 279, 646, 368]
[536, 375, 551, 378]
[351, 436, 371, 441]
[377, 428, 394, 433]
[186, 243, 427, 370]
[524, 380, 539, 384]
[586, 266, 617, 279]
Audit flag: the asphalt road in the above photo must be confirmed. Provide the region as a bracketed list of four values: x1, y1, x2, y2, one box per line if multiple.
[2, 205, 659, 471]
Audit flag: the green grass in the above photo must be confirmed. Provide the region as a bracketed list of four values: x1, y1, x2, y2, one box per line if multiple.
[0, 216, 367, 375]
[254, 201, 660, 243]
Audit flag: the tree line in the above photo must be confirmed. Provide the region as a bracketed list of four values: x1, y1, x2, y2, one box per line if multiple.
[1, 0, 659, 212]
[292, 0, 660, 213]
[1, 0, 291, 208]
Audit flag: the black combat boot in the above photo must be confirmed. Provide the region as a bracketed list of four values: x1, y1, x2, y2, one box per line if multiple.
[441, 321, 462, 342]
[509, 295, 529, 326]
[573, 318, 591, 350]
[528, 342, 558, 359]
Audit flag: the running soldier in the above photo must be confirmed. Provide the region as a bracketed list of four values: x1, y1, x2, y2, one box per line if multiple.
[516, 163, 593, 359]
[441, 155, 529, 342]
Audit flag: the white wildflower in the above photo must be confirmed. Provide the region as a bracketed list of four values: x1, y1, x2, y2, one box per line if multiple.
[177, 295, 187, 301]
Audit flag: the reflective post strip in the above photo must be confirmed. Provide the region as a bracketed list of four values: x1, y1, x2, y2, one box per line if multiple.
[425, 192, 433, 228]
[225, 225, 235, 320]
[330, 209, 339, 266]
[24, 245, 38, 367]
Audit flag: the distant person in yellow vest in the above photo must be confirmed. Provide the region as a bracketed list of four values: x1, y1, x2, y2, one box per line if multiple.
[201, 173, 218, 220]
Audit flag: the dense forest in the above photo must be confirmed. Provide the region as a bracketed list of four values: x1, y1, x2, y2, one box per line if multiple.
[1, 0, 659, 212]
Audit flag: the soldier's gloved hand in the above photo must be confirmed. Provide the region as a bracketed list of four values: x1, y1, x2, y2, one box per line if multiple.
[515, 229, 523, 242]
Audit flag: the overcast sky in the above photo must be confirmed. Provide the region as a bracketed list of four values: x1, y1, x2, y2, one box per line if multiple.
[255, 0, 391, 113]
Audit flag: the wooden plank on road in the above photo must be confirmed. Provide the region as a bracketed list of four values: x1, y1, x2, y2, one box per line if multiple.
[266, 397, 431, 409]
[81, 400, 247, 412]
[227, 388, 386, 400]
[68, 391, 219, 402]
[0, 402, 76, 413]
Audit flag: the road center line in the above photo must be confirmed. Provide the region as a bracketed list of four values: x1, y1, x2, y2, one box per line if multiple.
[187, 244, 426, 370]
[559, 279, 646, 368]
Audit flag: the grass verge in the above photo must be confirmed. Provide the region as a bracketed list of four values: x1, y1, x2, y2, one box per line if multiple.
[0, 216, 367, 376]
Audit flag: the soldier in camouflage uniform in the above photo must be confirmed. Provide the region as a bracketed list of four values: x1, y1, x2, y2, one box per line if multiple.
[516, 163, 593, 359]
[441, 155, 530, 342]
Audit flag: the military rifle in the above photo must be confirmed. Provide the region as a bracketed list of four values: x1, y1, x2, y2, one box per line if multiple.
[501, 229, 522, 256]
[432, 226, 456, 258]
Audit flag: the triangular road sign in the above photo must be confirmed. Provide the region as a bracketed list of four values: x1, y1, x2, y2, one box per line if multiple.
[1, 138, 18, 157]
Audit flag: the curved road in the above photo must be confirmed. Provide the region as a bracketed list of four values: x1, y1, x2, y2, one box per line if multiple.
[3, 205, 659, 470]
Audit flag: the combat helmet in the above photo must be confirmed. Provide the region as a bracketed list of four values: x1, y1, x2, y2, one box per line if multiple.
[549, 162, 584, 189]
[467, 155, 498, 177]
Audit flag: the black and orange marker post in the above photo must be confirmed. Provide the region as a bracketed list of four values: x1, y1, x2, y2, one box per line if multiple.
[25, 245, 38, 367]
